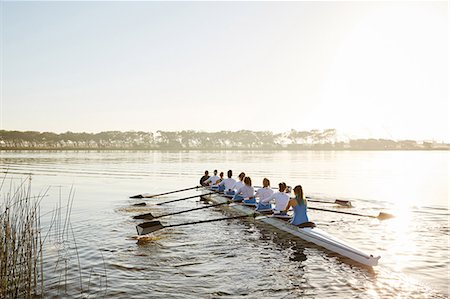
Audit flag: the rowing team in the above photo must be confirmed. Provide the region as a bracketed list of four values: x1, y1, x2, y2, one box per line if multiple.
[199, 169, 316, 228]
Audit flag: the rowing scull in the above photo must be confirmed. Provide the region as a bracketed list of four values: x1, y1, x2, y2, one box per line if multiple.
[203, 191, 381, 267]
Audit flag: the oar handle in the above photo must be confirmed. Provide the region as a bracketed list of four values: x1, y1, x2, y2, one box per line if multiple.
[156, 192, 215, 206]
[165, 214, 254, 228]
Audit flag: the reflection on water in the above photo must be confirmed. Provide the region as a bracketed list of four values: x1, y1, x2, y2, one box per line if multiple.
[0, 150, 448, 298]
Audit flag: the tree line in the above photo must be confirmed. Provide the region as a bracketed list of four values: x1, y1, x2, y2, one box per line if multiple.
[0, 129, 447, 150]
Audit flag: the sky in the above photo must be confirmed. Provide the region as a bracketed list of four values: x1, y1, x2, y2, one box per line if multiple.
[1, 1, 448, 141]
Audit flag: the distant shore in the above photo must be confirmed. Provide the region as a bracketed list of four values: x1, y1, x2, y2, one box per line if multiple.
[1, 129, 448, 151]
[1, 147, 449, 151]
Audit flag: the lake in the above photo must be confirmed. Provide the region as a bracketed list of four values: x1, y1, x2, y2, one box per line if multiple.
[0, 150, 448, 298]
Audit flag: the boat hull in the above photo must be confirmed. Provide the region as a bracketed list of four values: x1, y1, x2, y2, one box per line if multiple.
[205, 191, 380, 267]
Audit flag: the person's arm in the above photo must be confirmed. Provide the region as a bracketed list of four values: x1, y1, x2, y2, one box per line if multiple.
[236, 186, 244, 195]
[261, 192, 275, 204]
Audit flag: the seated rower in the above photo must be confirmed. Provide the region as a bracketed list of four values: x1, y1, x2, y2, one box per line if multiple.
[210, 171, 225, 190]
[218, 170, 236, 193]
[232, 176, 254, 202]
[253, 178, 274, 209]
[260, 182, 290, 215]
[200, 170, 210, 187]
[227, 172, 245, 196]
[287, 185, 315, 228]
[203, 169, 220, 188]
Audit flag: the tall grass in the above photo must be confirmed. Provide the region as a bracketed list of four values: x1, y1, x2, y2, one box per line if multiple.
[0, 176, 44, 298]
[0, 175, 108, 298]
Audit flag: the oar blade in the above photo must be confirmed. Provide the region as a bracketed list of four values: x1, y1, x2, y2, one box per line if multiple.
[133, 212, 155, 220]
[136, 221, 164, 235]
[132, 202, 146, 207]
[334, 199, 352, 207]
[130, 194, 144, 199]
[377, 212, 395, 220]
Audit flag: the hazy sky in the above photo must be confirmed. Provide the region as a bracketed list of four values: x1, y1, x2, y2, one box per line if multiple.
[1, 1, 448, 141]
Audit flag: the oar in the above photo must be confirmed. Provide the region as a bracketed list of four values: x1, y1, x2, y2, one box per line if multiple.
[254, 186, 351, 207]
[306, 197, 352, 207]
[129, 185, 200, 199]
[136, 214, 255, 235]
[133, 201, 231, 220]
[156, 192, 216, 206]
[308, 206, 394, 220]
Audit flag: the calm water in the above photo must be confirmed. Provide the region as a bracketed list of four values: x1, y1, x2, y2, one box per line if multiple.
[0, 150, 448, 298]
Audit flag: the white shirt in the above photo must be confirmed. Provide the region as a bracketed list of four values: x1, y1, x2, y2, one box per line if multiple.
[261, 192, 290, 211]
[232, 181, 244, 191]
[219, 178, 236, 190]
[204, 175, 220, 185]
[255, 187, 274, 202]
[236, 185, 255, 198]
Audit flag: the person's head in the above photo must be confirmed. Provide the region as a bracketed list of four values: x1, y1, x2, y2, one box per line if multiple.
[262, 178, 270, 188]
[285, 186, 292, 194]
[238, 172, 245, 181]
[227, 170, 232, 178]
[244, 176, 252, 186]
[214, 169, 218, 175]
[278, 182, 287, 192]
[293, 185, 304, 199]
[204, 170, 209, 176]
[219, 172, 224, 178]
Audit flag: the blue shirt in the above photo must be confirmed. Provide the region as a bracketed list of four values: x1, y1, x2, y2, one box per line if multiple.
[290, 197, 309, 225]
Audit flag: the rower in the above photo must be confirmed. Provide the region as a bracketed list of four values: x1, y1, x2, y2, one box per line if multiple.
[287, 185, 316, 228]
[251, 178, 274, 208]
[227, 172, 245, 196]
[203, 169, 220, 187]
[200, 170, 210, 186]
[218, 170, 236, 193]
[260, 182, 290, 216]
[232, 176, 254, 202]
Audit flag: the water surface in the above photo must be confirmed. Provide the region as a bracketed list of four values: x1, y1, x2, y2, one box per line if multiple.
[0, 150, 448, 298]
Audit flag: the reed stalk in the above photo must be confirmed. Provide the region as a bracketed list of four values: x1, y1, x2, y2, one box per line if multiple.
[1, 175, 108, 298]
[0, 176, 44, 298]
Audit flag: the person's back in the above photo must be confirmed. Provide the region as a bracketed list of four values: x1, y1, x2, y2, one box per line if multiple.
[204, 169, 220, 186]
[200, 170, 210, 186]
[219, 170, 236, 192]
[236, 184, 254, 198]
[232, 172, 245, 191]
[290, 198, 308, 225]
[233, 176, 254, 202]
[289, 185, 314, 227]
[256, 178, 274, 202]
[261, 182, 289, 211]
[253, 178, 274, 208]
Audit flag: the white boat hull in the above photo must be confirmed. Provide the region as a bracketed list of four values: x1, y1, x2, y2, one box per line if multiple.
[206, 191, 380, 267]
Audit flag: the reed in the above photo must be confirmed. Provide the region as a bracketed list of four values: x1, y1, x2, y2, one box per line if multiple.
[1, 176, 108, 298]
[0, 176, 44, 298]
